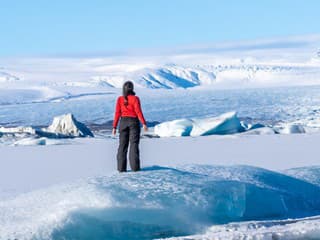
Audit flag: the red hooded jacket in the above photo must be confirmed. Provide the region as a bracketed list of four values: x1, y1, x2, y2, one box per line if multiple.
[113, 95, 146, 128]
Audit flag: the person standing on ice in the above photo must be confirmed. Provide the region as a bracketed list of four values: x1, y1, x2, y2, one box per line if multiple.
[112, 81, 148, 172]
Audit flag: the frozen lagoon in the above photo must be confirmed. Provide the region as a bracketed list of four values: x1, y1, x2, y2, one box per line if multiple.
[1, 133, 320, 239]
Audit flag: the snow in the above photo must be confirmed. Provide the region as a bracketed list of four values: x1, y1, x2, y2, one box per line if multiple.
[1, 35, 320, 93]
[0, 131, 320, 238]
[43, 113, 94, 138]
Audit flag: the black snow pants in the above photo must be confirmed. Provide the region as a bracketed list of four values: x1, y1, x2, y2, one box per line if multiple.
[117, 117, 141, 172]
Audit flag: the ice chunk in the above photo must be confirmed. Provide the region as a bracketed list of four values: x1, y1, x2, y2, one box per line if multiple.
[42, 114, 94, 138]
[0, 126, 36, 135]
[13, 137, 46, 146]
[190, 112, 245, 136]
[154, 112, 246, 137]
[239, 127, 276, 135]
[280, 123, 306, 134]
[154, 119, 193, 137]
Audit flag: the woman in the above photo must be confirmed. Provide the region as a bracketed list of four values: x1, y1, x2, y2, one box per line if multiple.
[112, 81, 148, 172]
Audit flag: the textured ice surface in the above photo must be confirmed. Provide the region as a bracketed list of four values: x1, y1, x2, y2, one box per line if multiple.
[284, 166, 320, 187]
[190, 112, 244, 136]
[154, 119, 193, 137]
[166, 216, 320, 240]
[238, 127, 276, 135]
[2, 165, 320, 240]
[44, 113, 94, 137]
[154, 112, 245, 137]
[279, 123, 306, 134]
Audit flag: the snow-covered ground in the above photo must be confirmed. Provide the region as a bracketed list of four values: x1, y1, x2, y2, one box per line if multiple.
[1, 35, 320, 239]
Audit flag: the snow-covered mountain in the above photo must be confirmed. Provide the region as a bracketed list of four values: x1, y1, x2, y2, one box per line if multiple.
[0, 71, 19, 82]
[91, 63, 320, 89]
[0, 35, 319, 91]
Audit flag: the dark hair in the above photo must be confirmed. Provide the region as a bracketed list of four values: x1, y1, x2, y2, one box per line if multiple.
[122, 81, 136, 106]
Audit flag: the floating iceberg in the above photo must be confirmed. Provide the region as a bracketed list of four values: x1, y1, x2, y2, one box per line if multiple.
[239, 127, 276, 135]
[154, 119, 193, 137]
[0, 114, 94, 142]
[0, 126, 36, 135]
[154, 112, 245, 137]
[2, 165, 320, 240]
[280, 123, 306, 134]
[190, 112, 245, 136]
[13, 137, 47, 146]
[41, 113, 94, 138]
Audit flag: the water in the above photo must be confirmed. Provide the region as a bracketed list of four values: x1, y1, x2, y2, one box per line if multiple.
[0, 85, 320, 127]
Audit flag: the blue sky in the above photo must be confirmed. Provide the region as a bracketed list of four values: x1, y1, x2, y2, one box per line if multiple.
[0, 0, 319, 56]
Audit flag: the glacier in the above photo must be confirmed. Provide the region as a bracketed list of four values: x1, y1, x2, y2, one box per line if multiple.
[2, 165, 320, 240]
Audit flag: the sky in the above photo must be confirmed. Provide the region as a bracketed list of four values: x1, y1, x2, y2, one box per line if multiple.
[0, 0, 319, 57]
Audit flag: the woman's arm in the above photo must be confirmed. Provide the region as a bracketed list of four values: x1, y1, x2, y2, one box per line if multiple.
[134, 97, 147, 131]
[113, 97, 121, 132]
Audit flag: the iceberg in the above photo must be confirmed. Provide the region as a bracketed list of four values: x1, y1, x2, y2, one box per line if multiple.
[0, 126, 36, 135]
[41, 113, 94, 138]
[280, 123, 306, 134]
[154, 119, 193, 137]
[190, 112, 245, 136]
[154, 112, 245, 137]
[239, 127, 276, 135]
[13, 137, 46, 146]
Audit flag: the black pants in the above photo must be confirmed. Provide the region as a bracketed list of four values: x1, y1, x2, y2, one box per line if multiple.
[117, 117, 141, 172]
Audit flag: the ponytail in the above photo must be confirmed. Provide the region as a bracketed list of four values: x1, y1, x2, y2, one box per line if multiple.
[122, 81, 135, 106]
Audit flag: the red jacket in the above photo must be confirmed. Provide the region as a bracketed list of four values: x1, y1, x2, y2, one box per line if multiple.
[113, 95, 146, 128]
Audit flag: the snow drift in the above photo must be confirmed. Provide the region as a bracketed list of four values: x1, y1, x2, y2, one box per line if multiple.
[2, 165, 320, 240]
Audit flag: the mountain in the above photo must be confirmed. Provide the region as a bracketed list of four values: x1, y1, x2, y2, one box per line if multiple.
[91, 63, 320, 89]
[0, 71, 20, 82]
[1, 35, 320, 89]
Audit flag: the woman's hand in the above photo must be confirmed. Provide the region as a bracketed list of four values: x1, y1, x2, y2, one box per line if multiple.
[112, 128, 117, 135]
[143, 124, 148, 132]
